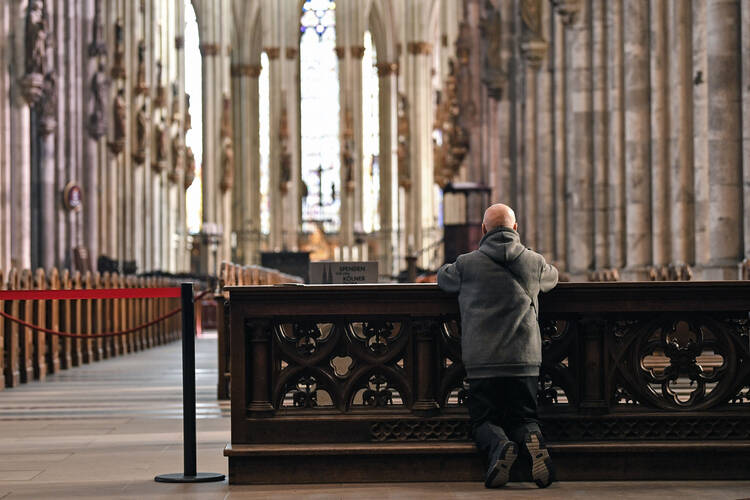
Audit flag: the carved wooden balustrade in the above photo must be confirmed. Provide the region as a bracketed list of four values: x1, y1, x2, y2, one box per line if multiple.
[224, 282, 750, 483]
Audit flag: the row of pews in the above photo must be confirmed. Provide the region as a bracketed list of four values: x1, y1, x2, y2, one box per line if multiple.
[1, 267, 184, 390]
[215, 262, 304, 400]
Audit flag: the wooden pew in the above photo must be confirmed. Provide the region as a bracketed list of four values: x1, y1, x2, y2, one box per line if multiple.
[46, 268, 61, 374]
[19, 269, 34, 383]
[4, 269, 20, 387]
[33, 268, 47, 380]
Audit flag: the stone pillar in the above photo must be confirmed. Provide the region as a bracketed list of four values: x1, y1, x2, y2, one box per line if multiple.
[591, 0, 608, 270]
[649, 0, 670, 267]
[265, 45, 282, 251]
[623, 0, 651, 276]
[231, 62, 262, 264]
[692, 0, 710, 270]
[606, 0, 625, 269]
[0, 1, 10, 271]
[405, 40, 435, 268]
[351, 44, 365, 249]
[705, 0, 742, 278]
[535, 3, 554, 259]
[668, 0, 694, 266]
[10, 0, 31, 270]
[377, 61, 399, 277]
[198, 4, 220, 272]
[565, 1, 593, 276]
[551, 10, 567, 267]
[83, 0, 99, 268]
[336, 44, 353, 251]
[282, 46, 300, 252]
[520, 56, 539, 250]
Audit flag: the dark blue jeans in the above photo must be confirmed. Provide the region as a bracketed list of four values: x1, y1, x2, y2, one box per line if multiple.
[466, 376, 541, 462]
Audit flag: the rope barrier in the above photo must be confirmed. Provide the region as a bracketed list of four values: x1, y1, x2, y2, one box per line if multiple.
[0, 288, 213, 339]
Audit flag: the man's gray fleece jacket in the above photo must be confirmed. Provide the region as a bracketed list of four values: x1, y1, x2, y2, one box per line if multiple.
[437, 227, 558, 379]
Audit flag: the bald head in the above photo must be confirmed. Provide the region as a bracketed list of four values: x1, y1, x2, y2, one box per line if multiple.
[482, 203, 517, 234]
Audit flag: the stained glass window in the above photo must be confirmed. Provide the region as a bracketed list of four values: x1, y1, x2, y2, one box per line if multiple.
[300, 0, 340, 233]
[362, 31, 380, 233]
[259, 52, 270, 235]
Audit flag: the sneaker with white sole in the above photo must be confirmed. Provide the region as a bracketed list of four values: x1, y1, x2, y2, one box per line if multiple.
[484, 440, 518, 488]
[523, 431, 554, 488]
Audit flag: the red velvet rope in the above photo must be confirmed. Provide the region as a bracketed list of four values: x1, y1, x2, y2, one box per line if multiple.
[0, 287, 182, 300]
[0, 289, 212, 339]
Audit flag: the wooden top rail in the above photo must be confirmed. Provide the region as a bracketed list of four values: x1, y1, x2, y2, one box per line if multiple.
[226, 281, 750, 315]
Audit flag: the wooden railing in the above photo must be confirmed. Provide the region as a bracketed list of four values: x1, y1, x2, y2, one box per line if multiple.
[215, 262, 304, 399]
[223, 282, 750, 483]
[1, 268, 184, 390]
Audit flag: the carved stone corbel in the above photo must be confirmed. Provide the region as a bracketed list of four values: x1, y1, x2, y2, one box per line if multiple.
[551, 0, 582, 25]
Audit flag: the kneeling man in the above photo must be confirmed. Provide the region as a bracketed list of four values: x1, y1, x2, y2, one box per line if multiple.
[437, 203, 558, 488]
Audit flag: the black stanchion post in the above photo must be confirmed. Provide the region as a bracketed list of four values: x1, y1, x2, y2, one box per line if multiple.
[155, 283, 225, 483]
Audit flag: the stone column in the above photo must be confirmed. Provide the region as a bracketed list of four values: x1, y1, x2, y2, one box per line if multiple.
[623, 0, 651, 277]
[591, 0, 608, 270]
[265, 45, 282, 251]
[705, 0, 742, 278]
[336, 44, 353, 251]
[520, 55, 539, 250]
[0, 1, 10, 271]
[231, 62, 262, 264]
[282, 46, 300, 252]
[405, 40, 435, 268]
[551, 10, 567, 267]
[668, 0, 694, 266]
[83, 0, 99, 268]
[351, 44, 365, 250]
[606, 0, 625, 270]
[692, 0, 710, 270]
[10, 0, 31, 270]
[377, 61, 399, 277]
[535, 3, 554, 259]
[565, 1, 593, 276]
[649, 0, 670, 267]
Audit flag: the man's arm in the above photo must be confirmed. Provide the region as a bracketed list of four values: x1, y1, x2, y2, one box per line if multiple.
[539, 258, 558, 293]
[437, 260, 462, 293]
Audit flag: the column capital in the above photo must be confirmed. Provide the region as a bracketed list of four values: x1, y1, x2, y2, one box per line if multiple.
[406, 41, 433, 55]
[285, 48, 298, 60]
[264, 47, 280, 59]
[200, 43, 220, 57]
[334, 46, 345, 59]
[350, 46, 366, 59]
[230, 63, 262, 78]
[376, 62, 399, 77]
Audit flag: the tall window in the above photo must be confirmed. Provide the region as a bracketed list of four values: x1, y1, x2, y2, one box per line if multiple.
[300, 0, 339, 233]
[259, 52, 270, 235]
[362, 30, 380, 233]
[184, 0, 202, 234]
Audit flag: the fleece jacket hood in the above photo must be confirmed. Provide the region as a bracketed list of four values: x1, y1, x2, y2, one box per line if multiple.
[437, 227, 559, 379]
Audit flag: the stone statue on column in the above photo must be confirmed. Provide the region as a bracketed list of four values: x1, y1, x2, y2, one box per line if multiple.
[88, 62, 110, 139]
[132, 103, 148, 164]
[171, 83, 181, 123]
[152, 116, 168, 173]
[22, 0, 49, 104]
[153, 61, 166, 109]
[88, 0, 107, 57]
[108, 88, 126, 154]
[520, 0, 548, 68]
[134, 41, 148, 95]
[478, 2, 506, 99]
[111, 20, 126, 80]
[169, 131, 184, 183]
[397, 93, 411, 191]
[220, 96, 234, 193]
[184, 146, 196, 189]
[279, 104, 291, 194]
[184, 93, 192, 132]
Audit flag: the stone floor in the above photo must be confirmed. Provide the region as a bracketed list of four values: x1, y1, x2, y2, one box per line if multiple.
[1, 333, 749, 499]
